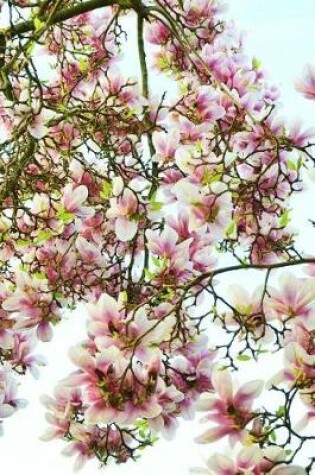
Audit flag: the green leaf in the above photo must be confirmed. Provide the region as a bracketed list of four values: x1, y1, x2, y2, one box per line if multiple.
[33, 272, 46, 280]
[237, 354, 251, 361]
[202, 169, 221, 185]
[35, 229, 52, 243]
[279, 209, 290, 227]
[257, 346, 269, 354]
[120, 291, 128, 303]
[252, 57, 262, 70]
[218, 365, 230, 371]
[152, 255, 160, 267]
[156, 55, 168, 70]
[149, 435, 159, 443]
[144, 268, 155, 280]
[195, 140, 203, 153]
[57, 208, 74, 223]
[26, 41, 35, 56]
[226, 220, 236, 238]
[287, 159, 297, 171]
[100, 180, 112, 201]
[135, 419, 149, 430]
[297, 156, 303, 170]
[78, 58, 88, 73]
[150, 201, 163, 212]
[276, 406, 286, 417]
[34, 17, 44, 32]
[16, 239, 30, 247]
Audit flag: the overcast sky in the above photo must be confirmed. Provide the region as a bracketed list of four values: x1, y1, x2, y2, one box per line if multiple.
[1, 1, 315, 474]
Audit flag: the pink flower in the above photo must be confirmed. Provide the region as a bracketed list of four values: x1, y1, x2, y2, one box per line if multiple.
[296, 64, 315, 100]
[0, 364, 27, 421]
[223, 285, 274, 342]
[194, 86, 225, 122]
[87, 293, 123, 343]
[87, 293, 176, 351]
[152, 129, 180, 165]
[195, 368, 263, 445]
[272, 467, 307, 475]
[40, 386, 83, 441]
[65, 345, 162, 425]
[106, 188, 139, 241]
[270, 342, 315, 390]
[190, 446, 260, 475]
[61, 184, 94, 218]
[2, 273, 59, 342]
[146, 227, 193, 284]
[190, 446, 306, 475]
[288, 120, 315, 147]
[10, 333, 46, 378]
[267, 273, 315, 323]
[173, 179, 232, 237]
[145, 20, 170, 44]
[61, 424, 104, 471]
[75, 236, 106, 266]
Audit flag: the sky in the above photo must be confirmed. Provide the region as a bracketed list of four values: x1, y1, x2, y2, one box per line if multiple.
[1, 1, 315, 474]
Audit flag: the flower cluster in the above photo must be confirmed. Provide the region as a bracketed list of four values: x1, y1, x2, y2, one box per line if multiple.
[0, 0, 314, 471]
[41, 293, 215, 466]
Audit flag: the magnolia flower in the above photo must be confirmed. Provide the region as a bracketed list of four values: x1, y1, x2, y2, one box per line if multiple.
[288, 119, 315, 147]
[272, 467, 307, 475]
[40, 386, 82, 441]
[152, 129, 180, 164]
[194, 86, 225, 122]
[172, 179, 232, 237]
[148, 385, 184, 439]
[190, 446, 260, 475]
[2, 273, 59, 342]
[65, 345, 162, 426]
[61, 184, 94, 218]
[87, 292, 123, 344]
[75, 236, 106, 266]
[88, 293, 176, 352]
[189, 445, 306, 475]
[296, 64, 315, 100]
[284, 342, 315, 385]
[145, 19, 170, 44]
[146, 227, 193, 284]
[195, 368, 263, 444]
[267, 273, 315, 322]
[61, 424, 104, 471]
[10, 332, 46, 378]
[106, 188, 139, 241]
[0, 364, 27, 420]
[223, 285, 274, 342]
[12, 90, 55, 139]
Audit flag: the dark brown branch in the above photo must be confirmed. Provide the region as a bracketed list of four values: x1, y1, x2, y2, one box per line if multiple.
[4, 0, 133, 39]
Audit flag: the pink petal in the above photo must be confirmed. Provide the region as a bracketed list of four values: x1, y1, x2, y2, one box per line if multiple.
[195, 425, 230, 444]
[234, 379, 264, 407]
[85, 402, 116, 424]
[37, 321, 53, 342]
[115, 217, 138, 241]
[2, 296, 22, 311]
[68, 347, 95, 374]
[0, 404, 15, 418]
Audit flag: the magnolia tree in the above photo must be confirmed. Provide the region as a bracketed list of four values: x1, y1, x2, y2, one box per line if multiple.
[0, 0, 315, 473]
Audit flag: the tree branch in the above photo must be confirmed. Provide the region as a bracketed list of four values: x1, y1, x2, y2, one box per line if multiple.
[183, 258, 315, 293]
[4, 0, 133, 39]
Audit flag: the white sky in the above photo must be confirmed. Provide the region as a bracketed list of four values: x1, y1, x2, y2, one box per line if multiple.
[1, 1, 315, 474]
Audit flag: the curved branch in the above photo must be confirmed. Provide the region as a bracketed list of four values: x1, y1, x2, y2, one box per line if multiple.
[4, 0, 133, 39]
[183, 257, 315, 293]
